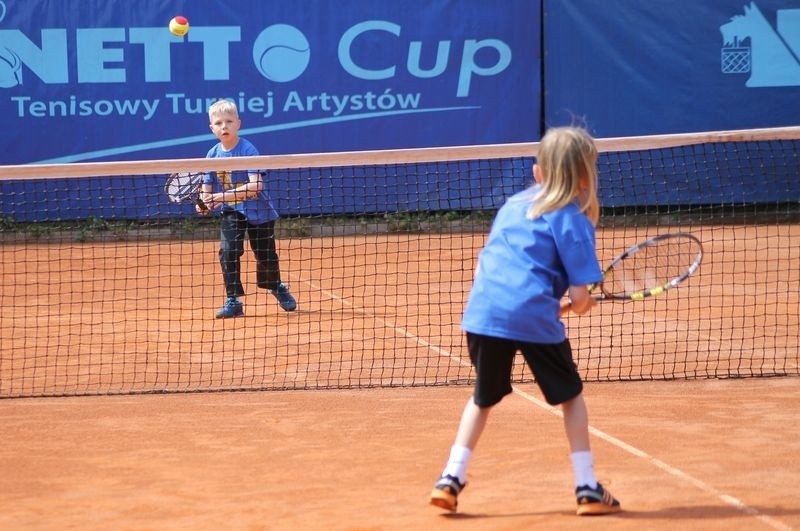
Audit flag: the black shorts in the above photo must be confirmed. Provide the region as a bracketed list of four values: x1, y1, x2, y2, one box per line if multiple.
[466, 332, 583, 407]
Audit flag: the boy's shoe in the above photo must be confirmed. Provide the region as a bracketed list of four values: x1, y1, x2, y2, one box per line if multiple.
[575, 482, 621, 516]
[271, 283, 297, 312]
[215, 297, 244, 319]
[429, 474, 465, 512]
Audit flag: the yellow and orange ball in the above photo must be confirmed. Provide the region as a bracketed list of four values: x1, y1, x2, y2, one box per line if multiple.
[169, 16, 189, 37]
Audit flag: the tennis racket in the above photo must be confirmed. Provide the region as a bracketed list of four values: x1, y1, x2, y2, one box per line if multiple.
[164, 172, 208, 212]
[592, 232, 703, 301]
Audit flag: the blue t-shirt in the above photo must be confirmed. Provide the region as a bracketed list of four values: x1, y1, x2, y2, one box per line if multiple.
[461, 186, 603, 343]
[203, 137, 279, 225]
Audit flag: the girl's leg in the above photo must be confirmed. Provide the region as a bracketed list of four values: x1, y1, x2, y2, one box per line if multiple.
[430, 333, 513, 512]
[562, 392, 590, 453]
[454, 396, 490, 450]
[562, 393, 597, 488]
[441, 398, 491, 482]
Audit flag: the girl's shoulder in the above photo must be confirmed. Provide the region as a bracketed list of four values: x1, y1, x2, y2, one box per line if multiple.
[543, 199, 582, 218]
[508, 185, 540, 202]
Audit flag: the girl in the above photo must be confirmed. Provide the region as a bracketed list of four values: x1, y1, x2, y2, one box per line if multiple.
[429, 127, 621, 516]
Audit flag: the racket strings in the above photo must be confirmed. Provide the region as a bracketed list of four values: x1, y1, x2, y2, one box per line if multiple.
[604, 240, 700, 297]
[166, 173, 202, 201]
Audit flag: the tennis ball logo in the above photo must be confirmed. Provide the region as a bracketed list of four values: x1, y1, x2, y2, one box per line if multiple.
[252, 24, 311, 82]
[0, 1, 22, 88]
[0, 47, 22, 88]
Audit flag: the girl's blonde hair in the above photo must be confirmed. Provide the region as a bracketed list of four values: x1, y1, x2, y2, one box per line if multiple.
[527, 126, 600, 225]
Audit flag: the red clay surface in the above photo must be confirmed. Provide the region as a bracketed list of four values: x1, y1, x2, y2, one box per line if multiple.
[1, 225, 799, 529]
[0, 379, 798, 530]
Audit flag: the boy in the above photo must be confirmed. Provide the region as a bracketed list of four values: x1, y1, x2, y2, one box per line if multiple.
[198, 99, 297, 318]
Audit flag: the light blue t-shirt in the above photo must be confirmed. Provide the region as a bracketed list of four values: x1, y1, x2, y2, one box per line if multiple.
[461, 186, 603, 343]
[203, 137, 279, 225]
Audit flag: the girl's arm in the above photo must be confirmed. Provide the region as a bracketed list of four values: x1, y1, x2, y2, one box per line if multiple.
[559, 285, 597, 317]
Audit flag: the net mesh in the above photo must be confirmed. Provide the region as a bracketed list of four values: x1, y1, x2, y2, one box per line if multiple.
[1, 127, 798, 398]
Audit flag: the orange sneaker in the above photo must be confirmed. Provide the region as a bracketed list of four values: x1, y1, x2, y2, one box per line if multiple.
[429, 475, 465, 512]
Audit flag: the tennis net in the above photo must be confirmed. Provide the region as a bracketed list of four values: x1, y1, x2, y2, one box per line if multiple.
[1, 126, 798, 398]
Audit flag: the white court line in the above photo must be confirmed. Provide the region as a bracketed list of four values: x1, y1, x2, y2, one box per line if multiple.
[301, 277, 793, 531]
[305, 282, 465, 360]
[511, 387, 793, 531]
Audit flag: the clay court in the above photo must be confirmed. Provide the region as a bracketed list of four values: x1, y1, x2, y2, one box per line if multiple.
[1, 225, 798, 530]
[1, 379, 798, 530]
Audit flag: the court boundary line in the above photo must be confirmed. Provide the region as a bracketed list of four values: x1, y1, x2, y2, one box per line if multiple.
[301, 274, 793, 531]
[511, 388, 792, 531]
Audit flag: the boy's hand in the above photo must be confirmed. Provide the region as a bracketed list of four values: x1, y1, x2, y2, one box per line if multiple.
[197, 193, 216, 214]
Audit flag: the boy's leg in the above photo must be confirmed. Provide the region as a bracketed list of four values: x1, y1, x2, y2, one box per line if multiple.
[248, 221, 297, 311]
[219, 212, 246, 298]
[248, 221, 280, 290]
[215, 212, 246, 318]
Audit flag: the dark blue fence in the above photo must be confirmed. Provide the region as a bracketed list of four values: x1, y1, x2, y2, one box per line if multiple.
[1, 1, 798, 220]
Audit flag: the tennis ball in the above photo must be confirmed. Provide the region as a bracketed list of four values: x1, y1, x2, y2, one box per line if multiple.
[169, 16, 189, 37]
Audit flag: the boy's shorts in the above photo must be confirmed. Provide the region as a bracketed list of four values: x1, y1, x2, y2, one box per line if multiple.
[466, 332, 583, 407]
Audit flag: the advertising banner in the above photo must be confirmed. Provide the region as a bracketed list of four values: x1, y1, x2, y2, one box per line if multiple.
[544, 0, 800, 137]
[0, 0, 541, 164]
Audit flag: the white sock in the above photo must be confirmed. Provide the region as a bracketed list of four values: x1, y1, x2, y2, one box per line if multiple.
[570, 451, 598, 489]
[442, 445, 472, 484]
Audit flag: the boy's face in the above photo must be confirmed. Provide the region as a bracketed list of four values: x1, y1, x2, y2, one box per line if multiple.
[209, 111, 241, 143]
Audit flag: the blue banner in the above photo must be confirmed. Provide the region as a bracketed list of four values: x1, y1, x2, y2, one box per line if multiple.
[1, 1, 797, 219]
[0, 0, 541, 164]
[544, 0, 800, 137]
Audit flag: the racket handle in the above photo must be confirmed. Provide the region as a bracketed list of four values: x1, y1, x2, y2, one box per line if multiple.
[196, 197, 209, 212]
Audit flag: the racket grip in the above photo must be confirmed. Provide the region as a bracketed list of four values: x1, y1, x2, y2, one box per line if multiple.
[195, 197, 209, 212]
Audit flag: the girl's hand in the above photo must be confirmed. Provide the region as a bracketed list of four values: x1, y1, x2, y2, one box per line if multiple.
[561, 285, 597, 316]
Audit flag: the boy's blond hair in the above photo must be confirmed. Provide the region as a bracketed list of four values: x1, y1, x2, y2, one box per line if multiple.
[527, 126, 600, 226]
[208, 99, 239, 120]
